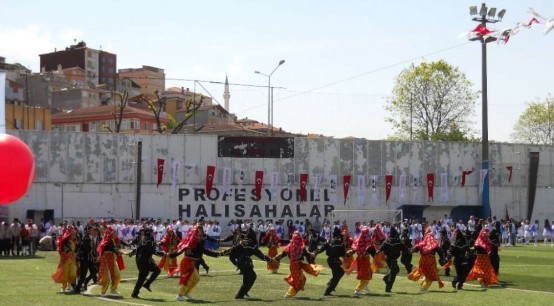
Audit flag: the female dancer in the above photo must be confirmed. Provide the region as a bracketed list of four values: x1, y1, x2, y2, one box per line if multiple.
[51, 226, 78, 293]
[345, 226, 376, 295]
[408, 227, 444, 291]
[97, 226, 123, 297]
[261, 227, 281, 273]
[466, 228, 498, 288]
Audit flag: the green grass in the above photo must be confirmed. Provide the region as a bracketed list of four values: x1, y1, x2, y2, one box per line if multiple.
[1, 245, 553, 306]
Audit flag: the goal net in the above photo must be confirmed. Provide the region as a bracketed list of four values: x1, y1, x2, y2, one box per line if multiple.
[326, 209, 403, 228]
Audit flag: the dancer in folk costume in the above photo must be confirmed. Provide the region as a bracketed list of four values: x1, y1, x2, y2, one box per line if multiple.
[274, 231, 323, 298]
[219, 226, 271, 299]
[261, 227, 281, 273]
[340, 228, 354, 272]
[345, 226, 376, 295]
[97, 226, 123, 296]
[52, 226, 78, 293]
[408, 227, 445, 291]
[304, 226, 321, 264]
[488, 228, 501, 276]
[316, 227, 347, 296]
[171, 226, 218, 301]
[438, 228, 452, 276]
[466, 228, 498, 287]
[449, 229, 470, 290]
[371, 224, 386, 273]
[74, 226, 100, 294]
[158, 226, 180, 276]
[378, 227, 410, 292]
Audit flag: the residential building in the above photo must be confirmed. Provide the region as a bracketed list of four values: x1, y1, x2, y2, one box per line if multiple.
[116, 78, 142, 98]
[51, 87, 110, 110]
[39, 41, 117, 90]
[118, 65, 165, 97]
[5, 104, 51, 131]
[51, 104, 169, 133]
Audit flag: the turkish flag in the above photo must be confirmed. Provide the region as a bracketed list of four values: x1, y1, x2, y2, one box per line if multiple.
[385, 175, 393, 202]
[157, 159, 165, 188]
[506, 166, 513, 183]
[427, 173, 434, 202]
[206, 165, 215, 197]
[461, 170, 474, 187]
[255, 170, 264, 200]
[299, 173, 308, 203]
[343, 175, 351, 205]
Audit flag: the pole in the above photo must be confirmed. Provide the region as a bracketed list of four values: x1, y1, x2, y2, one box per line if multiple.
[267, 76, 271, 136]
[271, 86, 274, 135]
[410, 92, 413, 141]
[135, 141, 142, 220]
[25, 73, 30, 129]
[480, 14, 490, 219]
[0, 71, 6, 133]
[61, 183, 64, 223]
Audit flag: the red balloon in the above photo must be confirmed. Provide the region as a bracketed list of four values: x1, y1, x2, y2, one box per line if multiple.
[0, 134, 35, 204]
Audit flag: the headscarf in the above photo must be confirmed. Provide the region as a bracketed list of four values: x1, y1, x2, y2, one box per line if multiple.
[97, 226, 115, 256]
[453, 229, 467, 245]
[474, 228, 492, 254]
[389, 227, 400, 239]
[417, 228, 439, 255]
[352, 226, 373, 255]
[177, 226, 201, 253]
[284, 231, 305, 260]
[57, 226, 76, 255]
[262, 228, 280, 245]
[372, 224, 386, 243]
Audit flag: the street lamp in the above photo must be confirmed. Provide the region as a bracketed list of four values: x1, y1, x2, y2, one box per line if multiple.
[469, 3, 505, 218]
[255, 59, 285, 135]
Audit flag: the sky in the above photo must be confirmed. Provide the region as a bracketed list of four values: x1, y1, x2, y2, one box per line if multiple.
[2, 0, 554, 142]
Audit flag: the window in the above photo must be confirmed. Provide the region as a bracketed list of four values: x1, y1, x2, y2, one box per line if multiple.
[35, 120, 43, 130]
[15, 119, 22, 129]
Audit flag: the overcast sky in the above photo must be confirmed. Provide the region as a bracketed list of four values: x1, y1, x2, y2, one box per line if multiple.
[2, 0, 553, 142]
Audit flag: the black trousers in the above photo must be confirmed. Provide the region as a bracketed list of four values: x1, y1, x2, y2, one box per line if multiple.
[489, 253, 499, 276]
[195, 257, 210, 272]
[133, 261, 161, 295]
[325, 258, 344, 295]
[75, 260, 97, 292]
[439, 257, 451, 276]
[383, 259, 400, 292]
[10, 237, 21, 255]
[401, 252, 413, 273]
[452, 260, 469, 289]
[236, 260, 256, 298]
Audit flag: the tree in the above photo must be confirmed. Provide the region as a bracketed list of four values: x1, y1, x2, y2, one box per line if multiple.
[511, 95, 554, 145]
[141, 89, 205, 134]
[102, 91, 129, 133]
[385, 60, 479, 141]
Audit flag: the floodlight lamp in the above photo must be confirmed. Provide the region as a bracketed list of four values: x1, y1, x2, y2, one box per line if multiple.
[279, 60, 285, 65]
[488, 7, 497, 18]
[254, 71, 261, 74]
[480, 4, 487, 16]
[497, 9, 506, 20]
[470, 6, 478, 15]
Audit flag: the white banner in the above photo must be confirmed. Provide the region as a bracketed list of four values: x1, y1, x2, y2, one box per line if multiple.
[0, 72, 5, 133]
[399, 174, 406, 200]
[480, 169, 489, 195]
[371, 175, 379, 204]
[270, 171, 279, 199]
[440, 172, 448, 202]
[238, 169, 246, 190]
[172, 160, 183, 190]
[358, 175, 366, 205]
[222, 167, 232, 194]
[412, 175, 420, 203]
[314, 174, 322, 201]
[329, 174, 338, 204]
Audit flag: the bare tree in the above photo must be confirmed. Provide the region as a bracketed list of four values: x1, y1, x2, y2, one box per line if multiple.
[103, 91, 129, 133]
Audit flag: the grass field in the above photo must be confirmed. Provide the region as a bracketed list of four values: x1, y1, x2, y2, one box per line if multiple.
[1, 245, 553, 306]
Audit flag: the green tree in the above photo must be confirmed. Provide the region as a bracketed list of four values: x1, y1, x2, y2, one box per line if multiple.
[385, 60, 479, 141]
[511, 95, 554, 145]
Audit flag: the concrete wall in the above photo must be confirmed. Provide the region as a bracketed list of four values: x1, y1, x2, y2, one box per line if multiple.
[5, 131, 554, 229]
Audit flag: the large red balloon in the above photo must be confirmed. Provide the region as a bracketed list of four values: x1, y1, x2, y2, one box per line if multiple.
[0, 134, 35, 204]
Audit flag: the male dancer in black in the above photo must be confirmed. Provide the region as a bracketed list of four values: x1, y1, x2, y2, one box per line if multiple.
[379, 227, 410, 292]
[304, 226, 321, 264]
[489, 228, 500, 276]
[316, 227, 346, 296]
[438, 228, 451, 276]
[218, 226, 271, 299]
[219, 224, 242, 271]
[449, 229, 470, 290]
[195, 226, 219, 273]
[74, 227, 99, 293]
[400, 228, 413, 273]
[128, 227, 165, 299]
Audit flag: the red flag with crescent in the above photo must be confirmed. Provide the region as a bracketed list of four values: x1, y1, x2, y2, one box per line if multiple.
[461, 170, 474, 187]
[206, 165, 215, 196]
[157, 158, 165, 188]
[506, 166, 513, 183]
[385, 174, 393, 202]
[299, 173, 308, 204]
[343, 175, 351, 205]
[255, 170, 264, 200]
[427, 173, 434, 202]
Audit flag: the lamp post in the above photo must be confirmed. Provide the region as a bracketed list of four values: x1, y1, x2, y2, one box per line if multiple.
[469, 3, 506, 218]
[255, 59, 285, 135]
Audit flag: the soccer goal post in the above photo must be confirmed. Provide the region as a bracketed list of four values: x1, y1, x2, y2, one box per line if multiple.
[327, 209, 403, 226]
